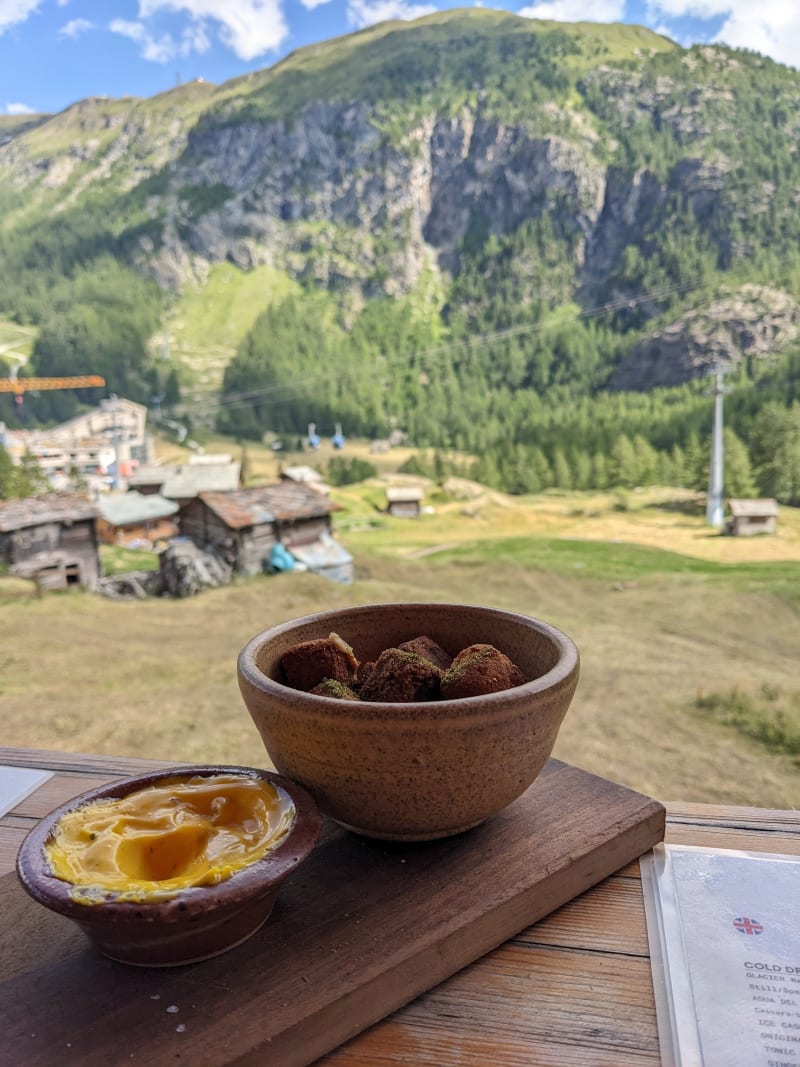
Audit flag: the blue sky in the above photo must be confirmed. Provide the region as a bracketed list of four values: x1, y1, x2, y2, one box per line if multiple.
[1, 0, 797, 116]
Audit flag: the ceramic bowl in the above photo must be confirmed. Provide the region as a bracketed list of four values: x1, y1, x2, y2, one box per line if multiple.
[16, 765, 321, 967]
[237, 603, 580, 842]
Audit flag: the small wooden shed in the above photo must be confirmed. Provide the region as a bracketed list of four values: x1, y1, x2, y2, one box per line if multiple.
[725, 498, 779, 537]
[180, 482, 347, 578]
[96, 492, 179, 548]
[0, 493, 100, 590]
[386, 486, 424, 518]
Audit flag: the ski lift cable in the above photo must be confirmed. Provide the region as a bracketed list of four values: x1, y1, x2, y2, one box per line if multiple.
[195, 277, 701, 414]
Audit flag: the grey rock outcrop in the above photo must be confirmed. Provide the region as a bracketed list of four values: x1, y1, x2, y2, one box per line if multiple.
[159, 540, 232, 598]
[607, 285, 800, 391]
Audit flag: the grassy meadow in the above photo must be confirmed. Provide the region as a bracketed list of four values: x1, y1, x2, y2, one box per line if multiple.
[1, 442, 799, 812]
[0, 318, 36, 375]
[162, 263, 301, 400]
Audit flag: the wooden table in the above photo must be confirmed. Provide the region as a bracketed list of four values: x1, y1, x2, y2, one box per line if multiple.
[2, 746, 799, 1066]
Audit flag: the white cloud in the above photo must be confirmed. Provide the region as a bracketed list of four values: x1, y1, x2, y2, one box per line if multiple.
[109, 16, 212, 63]
[518, 0, 625, 21]
[645, 1, 800, 69]
[5, 101, 35, 113]
[109, 19, 176, 62]
[298, 0, 334, 11]
[346, 0, 438, 30]
[137, 1, 288, 60]
[58, 17, 93, 39]
[645, 0, 727, 16]
[0, 0, 41, 34]
[180, 20, 210, 53]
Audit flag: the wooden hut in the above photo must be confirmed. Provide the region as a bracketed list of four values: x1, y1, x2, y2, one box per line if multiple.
[0, 493, 100, 590]
[96, 492, 179, 548]
[386, 486, 424, 518]
[180, 482, 349, 579]
[724, 499, 779, 536]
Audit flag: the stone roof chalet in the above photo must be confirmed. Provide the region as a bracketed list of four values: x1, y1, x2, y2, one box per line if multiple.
[97, 492, 179, 527]
[0, 493, 98, 532]
[130, 461, 241, 499]
[727, 498, 779, 518]
[197, 483, 339, 531]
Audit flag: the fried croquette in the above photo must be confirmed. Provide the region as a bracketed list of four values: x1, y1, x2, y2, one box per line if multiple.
[280, 632, 358, 692]
[440, 643, 528, 699]
[397, 635, 453, 671]
[358, 648, 442, 703]
[280, 630, 527, 701]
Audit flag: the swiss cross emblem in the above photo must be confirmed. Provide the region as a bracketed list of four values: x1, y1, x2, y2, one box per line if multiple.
[733, 916, 764, 935]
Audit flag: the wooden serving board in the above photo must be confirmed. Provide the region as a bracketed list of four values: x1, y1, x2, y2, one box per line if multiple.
[1, 759, 665, 1067]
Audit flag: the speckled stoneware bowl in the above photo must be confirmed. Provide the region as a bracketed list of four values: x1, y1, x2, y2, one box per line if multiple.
[237, 603, 580, 842]
[16, 765, 322, 967]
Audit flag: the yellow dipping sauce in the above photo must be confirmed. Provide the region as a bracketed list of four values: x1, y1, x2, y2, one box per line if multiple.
[45, 774, 295, 904]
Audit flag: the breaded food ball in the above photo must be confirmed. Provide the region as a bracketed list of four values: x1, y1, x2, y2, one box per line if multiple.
[310, 678, 360, 700]
[354, 660, 376, 692]
[397, 635, 453, 671]
[440, 644, 528, 699]
[280, 632, 358, 692]
[359, 648, 442, 703]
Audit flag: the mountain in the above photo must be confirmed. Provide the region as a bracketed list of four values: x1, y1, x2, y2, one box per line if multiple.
[2, 10, 800, 501]
[0, 14, 678, 295]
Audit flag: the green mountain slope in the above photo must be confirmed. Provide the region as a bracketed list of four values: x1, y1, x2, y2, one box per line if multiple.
[2, 10, 800, 501]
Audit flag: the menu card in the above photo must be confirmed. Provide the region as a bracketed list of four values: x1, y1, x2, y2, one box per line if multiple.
[641, 844, 800, 1067]
[0, 765, 52, 818]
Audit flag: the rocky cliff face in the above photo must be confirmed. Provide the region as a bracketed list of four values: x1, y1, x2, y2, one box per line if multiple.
[145, 103, 608, 293]
[1, 92, 730, 304]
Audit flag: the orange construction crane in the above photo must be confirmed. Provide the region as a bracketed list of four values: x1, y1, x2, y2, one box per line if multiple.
[0, 375, 106, 394]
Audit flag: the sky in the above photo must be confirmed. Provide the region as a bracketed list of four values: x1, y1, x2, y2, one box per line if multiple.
[0, 0, 798, 117]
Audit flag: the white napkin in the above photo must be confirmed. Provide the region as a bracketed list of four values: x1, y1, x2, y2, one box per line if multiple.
[0, 765, 53, 818]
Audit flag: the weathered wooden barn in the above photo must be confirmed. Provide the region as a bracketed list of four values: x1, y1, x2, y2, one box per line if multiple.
[96, 492, 179, 548]
[180, 482, 351, 580]
[386, 486, 424, 518]
[0, 493, 100, 590]
[725, 498, 779, 537]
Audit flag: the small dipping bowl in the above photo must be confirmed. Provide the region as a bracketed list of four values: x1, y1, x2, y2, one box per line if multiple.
[16, 765, 321, 967]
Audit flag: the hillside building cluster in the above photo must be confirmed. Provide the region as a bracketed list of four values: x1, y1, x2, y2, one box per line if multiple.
[1, 397, 150, 493]
[1, 397, 776, 595]
[0, 397, 353, 591]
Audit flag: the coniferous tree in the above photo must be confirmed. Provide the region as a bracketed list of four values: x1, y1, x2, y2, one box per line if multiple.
[531, 447, 553, 490]
[0, 443, 14, 498]
[632, 435, 658, 485]
[0, 448, 49, 498]
[722, 427, 757, 498]
[573, 450, 593, 491]
[611, 435, 638, 488]
[670, 444, 687, 486]
[164, 368, 182, 409]
[591, 452, 610, 490]
[683, 433, 709, 492]
[750, 402, 800, 504]
[552, 449, 573, 490]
